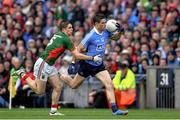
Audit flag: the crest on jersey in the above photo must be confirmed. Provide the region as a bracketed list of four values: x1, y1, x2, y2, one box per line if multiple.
[96, 43, 105, 51]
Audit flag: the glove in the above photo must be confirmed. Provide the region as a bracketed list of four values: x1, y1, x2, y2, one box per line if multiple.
[68, 63, 78, 75]
[116, 23, 124, 32]
[92, 55, 102, 62]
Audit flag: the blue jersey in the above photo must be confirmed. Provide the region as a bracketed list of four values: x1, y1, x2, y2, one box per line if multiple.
[81, 27, 112, 66]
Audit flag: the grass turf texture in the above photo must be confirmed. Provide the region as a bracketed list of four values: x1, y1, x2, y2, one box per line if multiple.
[0, 108, 180, 119]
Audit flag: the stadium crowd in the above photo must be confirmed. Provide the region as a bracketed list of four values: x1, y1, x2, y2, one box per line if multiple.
[0, 0, 179, 108]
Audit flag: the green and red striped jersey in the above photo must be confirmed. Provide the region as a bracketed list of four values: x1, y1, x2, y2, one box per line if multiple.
[40, 32, 74, 65]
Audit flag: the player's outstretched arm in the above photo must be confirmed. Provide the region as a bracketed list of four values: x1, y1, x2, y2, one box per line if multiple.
[71, 47, 92, 60]
[71, 47, 102, 62]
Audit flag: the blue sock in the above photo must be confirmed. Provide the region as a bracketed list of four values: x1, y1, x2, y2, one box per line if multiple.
[111, 103, 118, 112]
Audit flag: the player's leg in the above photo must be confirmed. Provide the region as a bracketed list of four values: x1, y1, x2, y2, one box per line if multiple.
[48, 74, 64, 115]
[26, 77, 46, 94]
[11, 69, 46, 95]
[60, 61, 87, 89]
[60, 74, 85, 89]
[95, 70, 115, 103]
[95, 70, 128, 115]
[27, 58, 48, 94]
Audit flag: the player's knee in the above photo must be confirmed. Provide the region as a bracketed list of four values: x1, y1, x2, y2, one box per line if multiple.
[71, 83, 79, 89]
[54, 83, 62, 93]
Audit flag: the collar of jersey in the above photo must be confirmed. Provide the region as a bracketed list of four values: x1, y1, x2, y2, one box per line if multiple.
[93, 27, 102, 35]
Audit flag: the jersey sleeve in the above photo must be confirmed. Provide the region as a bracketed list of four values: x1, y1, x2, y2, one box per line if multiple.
[80, 33, 91, 49]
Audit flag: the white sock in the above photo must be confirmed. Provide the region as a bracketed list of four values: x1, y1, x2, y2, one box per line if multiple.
[50, 107, 57, 113]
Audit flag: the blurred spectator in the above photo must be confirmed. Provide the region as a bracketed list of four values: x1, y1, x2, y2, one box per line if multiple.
[131, 63, 139, 74]
[21, 0, 32, 15]
[113, 60, 136, 109]
[11, 28, 22, 43]
[120, 49, 132, 64]
[9, 57, 22, 107]
[104, 56, 113, 74]
[55, 1, 68, 20]
[139, 58, 149, 74]
[73, 31, 83, 46]
[68, 0, 85, 26]
[175, 47, 180, 66]
[122, 7, 139, 29]
[167, 50, 178, 67]
[98, 2, 111, 17]
[88, 87, 108, 108]
[152, 54, 160, 66]
[27, 39, 37, 54]
[17, 46, 26, 63]
[33, 16, 45, 39]
[23, 20, 33, 48]
[158, 38, 168, 59]
[4, 60, 11, 72]
[43, 11, 54, 38]
[160, 58, 167, 66]
[0, 30, 11, 52]
[0, 61, 10, 107]
[149, 39, 158, 54]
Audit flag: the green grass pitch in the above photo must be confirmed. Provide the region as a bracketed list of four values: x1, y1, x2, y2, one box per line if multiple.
[0, 108, 180, 119]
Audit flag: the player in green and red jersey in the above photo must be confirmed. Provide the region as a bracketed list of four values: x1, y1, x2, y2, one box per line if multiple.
[40, 32, 73, 66]
[12, 20, 102, 116]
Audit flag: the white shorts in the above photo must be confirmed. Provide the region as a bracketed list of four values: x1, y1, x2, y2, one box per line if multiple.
[33, 58, 58, 81]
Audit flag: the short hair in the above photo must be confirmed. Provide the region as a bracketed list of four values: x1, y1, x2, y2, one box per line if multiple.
[59, 20, 70, 31]
[92, 13, 106, 24]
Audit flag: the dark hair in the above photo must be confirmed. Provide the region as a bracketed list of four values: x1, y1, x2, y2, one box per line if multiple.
[152, 54, 160, 60]
[118, 62, 128, 69]
[59, 20, 70, 31]
[152, 54, 160, 65]
[141, 58, 149, 65]
[92, 13, 106, 24]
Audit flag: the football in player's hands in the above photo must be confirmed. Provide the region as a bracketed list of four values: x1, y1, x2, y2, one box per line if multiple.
[106, 19, 117, 32]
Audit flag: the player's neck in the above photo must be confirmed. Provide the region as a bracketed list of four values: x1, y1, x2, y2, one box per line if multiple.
[62, 30, 70, 36]
[94, 26, 103, 34]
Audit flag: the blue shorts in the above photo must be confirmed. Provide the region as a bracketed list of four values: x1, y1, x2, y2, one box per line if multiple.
[78, 60, 106, 77]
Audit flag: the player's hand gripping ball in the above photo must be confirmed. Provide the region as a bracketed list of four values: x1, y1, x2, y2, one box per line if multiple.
[106, 19, 117, 32]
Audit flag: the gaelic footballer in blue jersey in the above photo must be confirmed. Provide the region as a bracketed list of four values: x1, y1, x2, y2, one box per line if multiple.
[60, 14, 128, 115]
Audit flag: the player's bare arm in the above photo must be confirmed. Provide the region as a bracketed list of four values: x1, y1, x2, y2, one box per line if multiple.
[77, 43, 86, 52]
[71, 47, 93, 60]
[70, 47, 102, 62]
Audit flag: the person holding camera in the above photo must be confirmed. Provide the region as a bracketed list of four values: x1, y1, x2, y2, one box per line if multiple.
[113, 59, 136, 109]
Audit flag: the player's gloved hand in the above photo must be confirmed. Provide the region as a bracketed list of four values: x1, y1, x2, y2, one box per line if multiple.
[116, 23, 124, 32]
[92, 55, 102, 62]
[68, 63, 77, 74]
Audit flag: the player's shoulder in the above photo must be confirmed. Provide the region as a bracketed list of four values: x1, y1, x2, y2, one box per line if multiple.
[84, 29, 96, 39]
[103, 29, 111, 35]
[54, 32, 68, 38]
